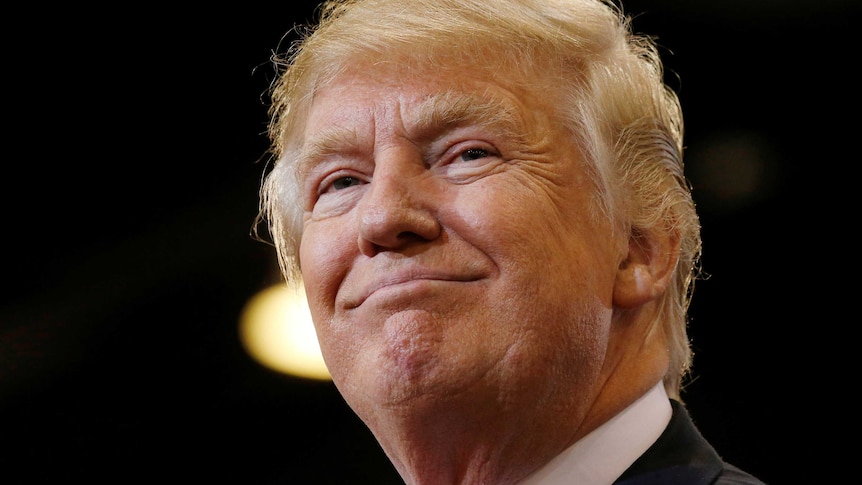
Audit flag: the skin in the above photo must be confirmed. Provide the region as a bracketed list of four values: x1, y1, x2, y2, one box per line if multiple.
[295, 63, 676, 485]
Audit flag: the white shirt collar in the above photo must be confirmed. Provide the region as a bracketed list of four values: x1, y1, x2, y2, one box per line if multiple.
[519, 382, 672, 485]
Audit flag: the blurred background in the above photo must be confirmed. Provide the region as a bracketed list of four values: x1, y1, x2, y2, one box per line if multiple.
[3, 1, 853, 483]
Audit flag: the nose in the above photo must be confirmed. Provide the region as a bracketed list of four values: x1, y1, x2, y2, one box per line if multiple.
[357, 150, 442, 256]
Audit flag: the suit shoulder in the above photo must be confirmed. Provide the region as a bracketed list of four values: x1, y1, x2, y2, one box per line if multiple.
[714, 463, 767, 485]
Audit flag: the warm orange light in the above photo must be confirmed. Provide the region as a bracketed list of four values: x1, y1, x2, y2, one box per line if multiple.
[239, 283, 331, 380]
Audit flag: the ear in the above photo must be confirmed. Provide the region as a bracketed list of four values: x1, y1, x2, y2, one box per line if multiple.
[613, 226, 681, 309]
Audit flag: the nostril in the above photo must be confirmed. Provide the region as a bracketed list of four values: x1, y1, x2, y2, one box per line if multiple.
[357, 195, 442, 255]
[356, 157, 442, 255]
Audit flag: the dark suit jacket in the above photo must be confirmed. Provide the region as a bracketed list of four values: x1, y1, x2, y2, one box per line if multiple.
[614, 400, 765, 485]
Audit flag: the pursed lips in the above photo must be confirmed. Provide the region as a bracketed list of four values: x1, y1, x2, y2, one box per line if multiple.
[342, 268, 483, 310]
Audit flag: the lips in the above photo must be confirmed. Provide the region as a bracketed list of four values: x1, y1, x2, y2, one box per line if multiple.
[342, 266, 483, 309]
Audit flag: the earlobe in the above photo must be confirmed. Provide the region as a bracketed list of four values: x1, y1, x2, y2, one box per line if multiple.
[613, 228, 680, 309]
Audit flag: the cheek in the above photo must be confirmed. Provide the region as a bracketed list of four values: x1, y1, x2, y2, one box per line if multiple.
[298, 219, 355, 320]
[455, 179, 618, 310]
[298, 222, 361, 381]
[449, 183, 568, 262]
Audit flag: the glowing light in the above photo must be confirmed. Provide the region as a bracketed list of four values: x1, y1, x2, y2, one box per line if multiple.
[239, 283, 331, 380]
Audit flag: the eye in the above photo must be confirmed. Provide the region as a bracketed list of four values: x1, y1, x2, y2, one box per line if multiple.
[459, 148, 490, 162]
[331, 176, 362, 191]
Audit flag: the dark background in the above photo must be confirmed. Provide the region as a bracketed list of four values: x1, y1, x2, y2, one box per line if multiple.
[3, 1, 852, 483]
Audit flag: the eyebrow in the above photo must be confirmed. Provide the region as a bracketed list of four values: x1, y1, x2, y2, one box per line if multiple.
[295, 126, 363, 180]
[408, 89, 529, 145]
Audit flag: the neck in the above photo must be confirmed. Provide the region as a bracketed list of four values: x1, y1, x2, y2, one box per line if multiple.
[370, 391, 580, 485]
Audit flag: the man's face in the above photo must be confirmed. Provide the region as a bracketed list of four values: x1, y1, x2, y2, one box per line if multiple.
[296, 65, 627, 425]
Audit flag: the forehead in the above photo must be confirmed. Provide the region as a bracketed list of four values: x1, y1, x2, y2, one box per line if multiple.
[303, 64, 546, 142]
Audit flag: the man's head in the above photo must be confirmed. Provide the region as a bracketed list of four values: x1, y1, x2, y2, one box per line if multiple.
[259, 1, 701, 476]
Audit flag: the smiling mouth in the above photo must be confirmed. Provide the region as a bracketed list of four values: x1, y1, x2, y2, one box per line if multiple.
[345, 274, 481, 310]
